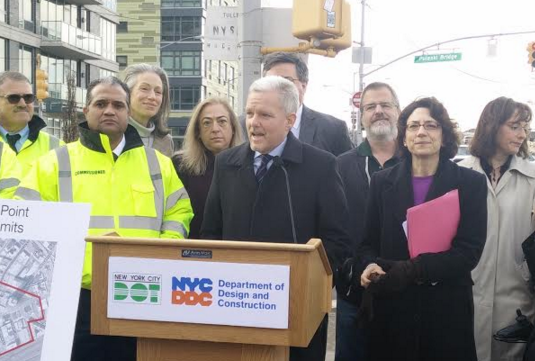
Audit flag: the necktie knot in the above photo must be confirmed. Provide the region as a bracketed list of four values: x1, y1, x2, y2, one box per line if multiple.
[6, 134, 21, 153]
[256, 154, 273, 183]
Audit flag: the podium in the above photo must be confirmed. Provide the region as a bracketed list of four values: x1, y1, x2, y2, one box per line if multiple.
[87, 236, 332, 361]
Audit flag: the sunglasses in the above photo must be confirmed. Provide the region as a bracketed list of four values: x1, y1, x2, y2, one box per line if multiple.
[0, 94, 36, 104]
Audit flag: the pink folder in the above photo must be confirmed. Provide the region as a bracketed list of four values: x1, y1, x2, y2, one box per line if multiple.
[406, 189, 460, 258]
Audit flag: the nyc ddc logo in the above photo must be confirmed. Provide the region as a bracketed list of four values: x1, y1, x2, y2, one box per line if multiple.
[171, 276, 213, 306]
[113, 273, 162, 305]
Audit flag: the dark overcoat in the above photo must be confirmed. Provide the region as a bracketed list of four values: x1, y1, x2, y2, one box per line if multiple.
[357, 157, 488, 361]
[201, 133, 350, 361]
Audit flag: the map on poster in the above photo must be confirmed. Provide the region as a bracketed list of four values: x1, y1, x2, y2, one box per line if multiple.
[0, 201, 90, 361]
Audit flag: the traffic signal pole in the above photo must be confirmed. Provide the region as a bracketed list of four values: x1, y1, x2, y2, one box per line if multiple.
[353, 0, 366, 146]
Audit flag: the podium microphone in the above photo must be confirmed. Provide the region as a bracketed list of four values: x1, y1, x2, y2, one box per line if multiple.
[273, 156, 297, 244]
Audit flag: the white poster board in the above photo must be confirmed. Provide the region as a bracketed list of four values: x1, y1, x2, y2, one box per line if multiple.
[107, 257, 290, 329]
[204, 6, 239, 61]
[0, 200, 90, 361]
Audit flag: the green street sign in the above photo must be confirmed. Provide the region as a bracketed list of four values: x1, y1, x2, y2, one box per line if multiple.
[414, 53, 462, 63]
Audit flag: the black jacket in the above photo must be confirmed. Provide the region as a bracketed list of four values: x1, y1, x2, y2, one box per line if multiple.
[201, 132, 350, 272]
[336, 145, 399, 303]
[357, 157, 488, 361]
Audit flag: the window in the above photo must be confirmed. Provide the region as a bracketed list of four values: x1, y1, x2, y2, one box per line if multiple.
[161, 51, 201, 76]
[170, 86, 200, 110]
[161, 0, 202, 7]
[44, 117, 62, 138]
[0, 0, 6, 23]
[19, 45, 34, 82]
[0, 38, 6, 72]
[19, 0, 35, 32]
[100, 18, 116, 61]
[118, 21, 128, 33]
[116, 56, 127, 69]
[161, 16, 201, 42]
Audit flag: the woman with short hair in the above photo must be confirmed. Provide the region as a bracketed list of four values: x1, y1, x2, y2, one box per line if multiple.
[357, 97, 488, 361]
[172, 97, 243, 238]
[460, 96, 535, 361]
[123, 63, 174, 157]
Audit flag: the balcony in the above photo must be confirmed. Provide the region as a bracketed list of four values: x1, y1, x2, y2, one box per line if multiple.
[41, 21, 102, 60]
[43, 83, 87, 115]
[65, 0, 103, 6]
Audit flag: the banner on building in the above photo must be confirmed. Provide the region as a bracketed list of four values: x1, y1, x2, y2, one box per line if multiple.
[204, 6, 239, 61]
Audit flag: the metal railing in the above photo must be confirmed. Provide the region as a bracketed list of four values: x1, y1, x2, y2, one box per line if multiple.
[41, 21, 102, 55]
[48, 83, 86, 109]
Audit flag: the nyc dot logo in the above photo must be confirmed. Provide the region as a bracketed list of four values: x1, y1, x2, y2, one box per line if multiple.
[171, 276, 213, 306]
[113, 273, 162, 305]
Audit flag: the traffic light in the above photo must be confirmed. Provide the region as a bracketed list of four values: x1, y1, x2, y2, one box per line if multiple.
[36, 69, 49, 101]
[292, 0, 344, 41]
[318, 0, 352, 52]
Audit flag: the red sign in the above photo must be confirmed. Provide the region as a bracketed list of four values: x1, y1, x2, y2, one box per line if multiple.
[352, 92, 362, 108]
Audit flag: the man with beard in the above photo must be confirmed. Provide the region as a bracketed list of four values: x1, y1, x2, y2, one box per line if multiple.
[335, 82, 401, 361]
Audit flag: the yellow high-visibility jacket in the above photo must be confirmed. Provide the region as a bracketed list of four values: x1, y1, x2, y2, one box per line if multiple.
[0, 142, 21, 199]
[16, 123, 193, 289]
[0, 116, 64, 177]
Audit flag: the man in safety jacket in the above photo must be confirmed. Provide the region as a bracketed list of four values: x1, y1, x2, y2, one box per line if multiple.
[16, 76, 193, 361]
[0, 71, 63, 176]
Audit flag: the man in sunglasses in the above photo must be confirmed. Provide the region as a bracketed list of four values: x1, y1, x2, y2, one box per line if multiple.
[0, 71, 63, 176]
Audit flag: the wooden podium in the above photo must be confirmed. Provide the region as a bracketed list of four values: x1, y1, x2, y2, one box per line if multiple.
[87, 236, 332, 361]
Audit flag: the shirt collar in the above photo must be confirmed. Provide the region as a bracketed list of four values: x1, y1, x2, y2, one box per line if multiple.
[293, 104, 303, 131]
[0, 124, 29, 139]
[254, 136, 288, 159]
[113, 135, 126, 156]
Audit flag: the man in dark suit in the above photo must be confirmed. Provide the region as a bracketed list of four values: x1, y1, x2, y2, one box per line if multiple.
[202, 75, 350, 361]
[252, 52, 353, 156]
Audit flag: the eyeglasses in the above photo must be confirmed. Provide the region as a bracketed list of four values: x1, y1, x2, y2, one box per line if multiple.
[0, 94, 36, 104]
[506, 123, 530, 134]
[362, 102, 396, 113]
[406, 121, 441, 132]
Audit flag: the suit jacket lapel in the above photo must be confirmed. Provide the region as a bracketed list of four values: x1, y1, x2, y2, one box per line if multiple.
[425, 159, 458, 202]
[299, 106, 316, 145]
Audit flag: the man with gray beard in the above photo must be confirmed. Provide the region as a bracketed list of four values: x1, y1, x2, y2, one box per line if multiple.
[334, 82, 401, 361]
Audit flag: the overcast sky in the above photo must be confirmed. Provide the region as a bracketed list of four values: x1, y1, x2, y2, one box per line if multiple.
[261, 0, 535, 131]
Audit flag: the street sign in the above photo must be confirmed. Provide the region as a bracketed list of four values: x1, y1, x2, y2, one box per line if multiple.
[352, 92, 362, 108]
[414, 52, 462, 63]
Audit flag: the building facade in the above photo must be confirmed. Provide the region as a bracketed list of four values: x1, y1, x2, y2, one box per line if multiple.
[117, 0, 238, 149]
[0, 0, 119, 138]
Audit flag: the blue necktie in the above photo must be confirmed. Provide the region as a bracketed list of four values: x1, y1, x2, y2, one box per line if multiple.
[256, 154, 273, 183]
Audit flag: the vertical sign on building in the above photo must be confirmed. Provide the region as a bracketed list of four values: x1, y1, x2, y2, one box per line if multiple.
[204, 6, 239, 61]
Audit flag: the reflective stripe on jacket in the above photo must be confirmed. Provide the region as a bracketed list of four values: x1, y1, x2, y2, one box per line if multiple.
[16, 123, 193, 289]
[0, 141, 21, 199]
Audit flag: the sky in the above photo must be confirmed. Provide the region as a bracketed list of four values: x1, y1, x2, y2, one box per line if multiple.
[261, 0, 535, 132]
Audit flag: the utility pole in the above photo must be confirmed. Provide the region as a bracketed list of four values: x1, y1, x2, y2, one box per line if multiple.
[355, 0, 366, 146]
[238, 0, 262, 116]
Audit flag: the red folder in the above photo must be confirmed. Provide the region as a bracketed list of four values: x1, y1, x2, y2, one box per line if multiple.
[406, 189, 460, 258]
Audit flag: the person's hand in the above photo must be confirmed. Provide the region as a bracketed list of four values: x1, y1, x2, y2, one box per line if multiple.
[360, 263, 386, 288]
[372, 259, 422, 295]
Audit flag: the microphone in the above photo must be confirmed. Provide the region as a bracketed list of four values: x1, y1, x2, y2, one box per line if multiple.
[272, 156, 297, 244]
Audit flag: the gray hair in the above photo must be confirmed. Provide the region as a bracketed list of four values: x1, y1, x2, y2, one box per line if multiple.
[86, 76, 130, 108]
[361, 82, 400, 109]
[123, 63, 171, 137]
[262, 52, 309, 84]
[0, 71, 31, 88]
[248, 76, 299, 115]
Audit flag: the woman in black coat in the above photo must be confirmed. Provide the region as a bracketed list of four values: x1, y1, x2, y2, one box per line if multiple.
[172, 97, 243, 238]
[357, 97, 488, 361]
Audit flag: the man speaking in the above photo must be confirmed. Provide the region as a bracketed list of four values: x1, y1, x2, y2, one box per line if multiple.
[202, 76, 349, 361]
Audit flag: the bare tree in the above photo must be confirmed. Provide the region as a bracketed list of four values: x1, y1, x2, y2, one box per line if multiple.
[61, 72, 79, 143]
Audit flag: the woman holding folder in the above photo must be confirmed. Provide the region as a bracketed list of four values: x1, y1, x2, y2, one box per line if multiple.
[460, 97, 535, 361]
[357, 97, 488, 361]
